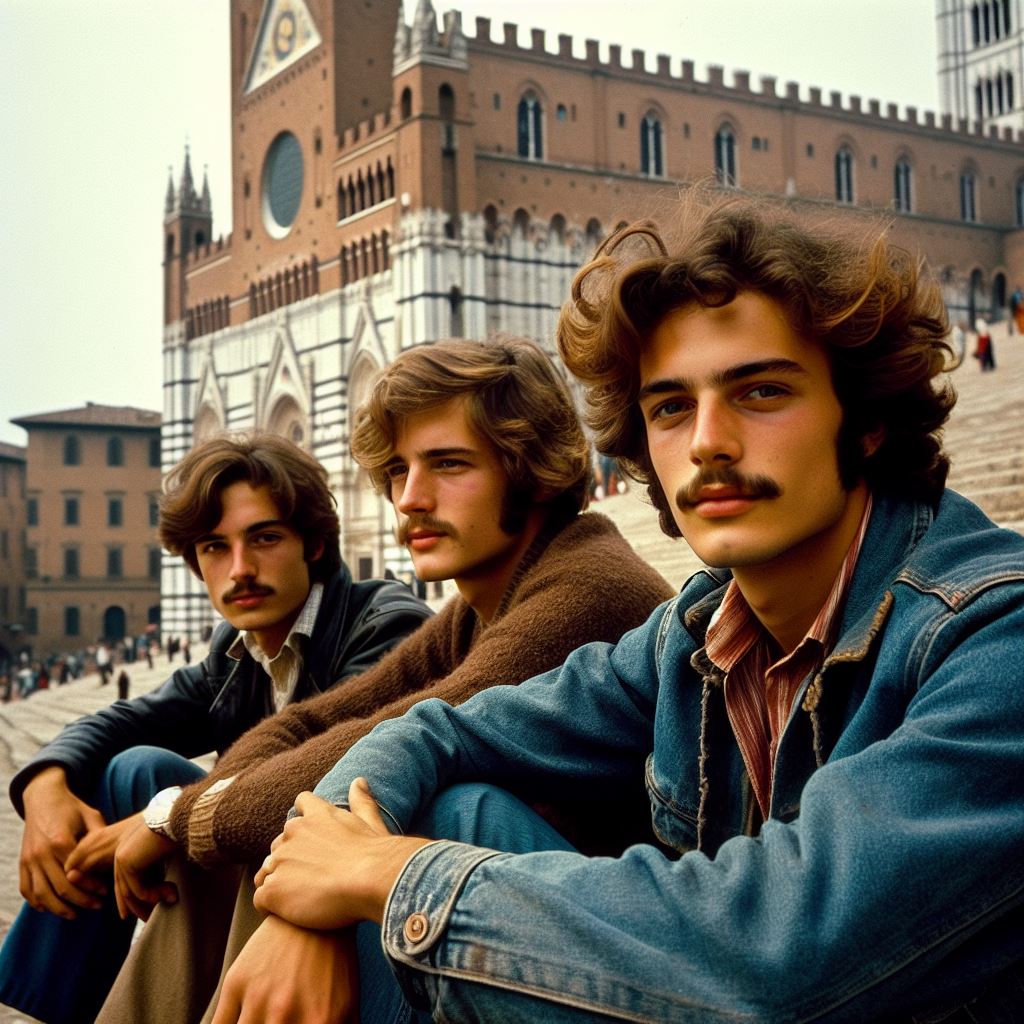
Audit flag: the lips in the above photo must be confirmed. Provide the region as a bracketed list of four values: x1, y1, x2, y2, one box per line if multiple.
[225, 588, 273, 606]
[691, 486, 760, 519]
[406, 530, 446, 551]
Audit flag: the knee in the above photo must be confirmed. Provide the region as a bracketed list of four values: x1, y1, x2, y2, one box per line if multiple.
[99, 747, 206, 820]
[413, 784, 571, 854]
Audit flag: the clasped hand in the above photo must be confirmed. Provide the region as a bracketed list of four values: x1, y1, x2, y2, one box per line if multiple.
[253, 778, 431, 929]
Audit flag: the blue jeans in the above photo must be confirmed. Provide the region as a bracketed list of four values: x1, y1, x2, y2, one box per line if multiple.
[357, 783, 576, 1024]
[0, 747, 206, 1024]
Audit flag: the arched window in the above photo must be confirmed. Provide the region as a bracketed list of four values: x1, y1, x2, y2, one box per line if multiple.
[971, 3, 981, 45]
[1014, 176, 1024, 226]
[714, 125, 737, 187]
[400, 87, 412, 120]
[517, 91, 543, 160]
[835, 146, 855, 204]
[1006, 71, 1015, 111]
[894, 158, 913, 213]
[975, 80, 985, 119]
[640, 112, 664, 177]
[512, 208, 530, 237]
[585, 217, 604, 249]
[483, 204, 499, 243]
[439, 83, 456, 152]
[439, 83, 455, 119]
[549, 213, 566, 244]
[960, 171, 979, 222]
[449, 286, 464, 338]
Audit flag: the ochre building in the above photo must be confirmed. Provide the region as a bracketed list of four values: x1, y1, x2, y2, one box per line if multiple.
[12, 405, 162, 659]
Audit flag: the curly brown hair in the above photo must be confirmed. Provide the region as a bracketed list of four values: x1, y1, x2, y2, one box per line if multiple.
[159, 433, 341, 581]
[557, 189, 955, 537]
[350, 337, 590, 531]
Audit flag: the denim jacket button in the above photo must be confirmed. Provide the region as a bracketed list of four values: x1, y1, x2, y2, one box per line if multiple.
[404, 912, 429, 943]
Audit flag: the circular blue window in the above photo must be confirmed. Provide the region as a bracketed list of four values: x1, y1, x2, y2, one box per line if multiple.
[262, 132, 304, 237]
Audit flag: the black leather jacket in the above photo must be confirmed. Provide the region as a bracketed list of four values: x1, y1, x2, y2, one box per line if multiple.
[9, 566, 432, 816]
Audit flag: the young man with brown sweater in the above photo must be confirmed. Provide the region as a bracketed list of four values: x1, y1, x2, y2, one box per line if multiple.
[95, 337, 674, 1024]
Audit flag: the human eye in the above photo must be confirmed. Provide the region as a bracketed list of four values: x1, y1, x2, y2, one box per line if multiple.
[742, 382, 790, 402]
[645, 397, 691, 423]
[198, 539, 225, 556]
[435, 457, 468, 470]
[251, 531, 283, 547]
[385, 461, 408, 480]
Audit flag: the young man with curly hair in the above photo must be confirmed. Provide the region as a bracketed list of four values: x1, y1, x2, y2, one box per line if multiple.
[0, 433, 432, 1024]
[213, 194, 1024, 1023]
[94, 337, 672, 1024]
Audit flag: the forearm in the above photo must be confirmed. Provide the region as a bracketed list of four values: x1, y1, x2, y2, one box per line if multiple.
[313, 628, 661, 829]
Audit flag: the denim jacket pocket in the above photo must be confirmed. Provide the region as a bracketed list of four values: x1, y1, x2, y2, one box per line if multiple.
[645, 753, 698, 853]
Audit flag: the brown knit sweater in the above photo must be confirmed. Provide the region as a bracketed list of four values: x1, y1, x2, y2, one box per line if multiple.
[169, 511, 674, 865]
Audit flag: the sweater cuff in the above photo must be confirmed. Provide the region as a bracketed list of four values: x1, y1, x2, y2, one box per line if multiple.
[184, 776, 236, 864]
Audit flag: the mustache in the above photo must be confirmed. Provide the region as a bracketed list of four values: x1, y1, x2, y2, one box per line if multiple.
[675, 466, 782, 509]
[395, 515, 459, 546]
[223, 583, 274, 603]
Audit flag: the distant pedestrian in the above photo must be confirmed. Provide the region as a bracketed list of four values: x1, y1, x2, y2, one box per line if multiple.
[116, 670, 130, 701]
[96, 642, 112, 685]
[973, 318, 996, 371]
[1013, 287, 1024, 335]
[182, 638, 191, 665]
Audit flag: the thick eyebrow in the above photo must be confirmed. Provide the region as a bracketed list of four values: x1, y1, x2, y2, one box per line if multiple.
[637, 358, 808, 402]
[194, 519, 288, 546]
[390, 445, 477, 463]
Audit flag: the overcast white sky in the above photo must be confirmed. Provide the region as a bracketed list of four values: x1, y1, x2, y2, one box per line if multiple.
[0, 0, 940, 446]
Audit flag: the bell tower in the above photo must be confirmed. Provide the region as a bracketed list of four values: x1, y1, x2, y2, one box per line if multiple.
[163, 145, 213, 327]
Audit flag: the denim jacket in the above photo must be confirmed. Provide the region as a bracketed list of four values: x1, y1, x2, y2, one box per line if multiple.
[316, 491, 1024, 1023]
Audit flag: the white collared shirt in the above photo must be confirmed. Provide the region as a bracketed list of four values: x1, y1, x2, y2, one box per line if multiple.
[227, 582, 324, 712]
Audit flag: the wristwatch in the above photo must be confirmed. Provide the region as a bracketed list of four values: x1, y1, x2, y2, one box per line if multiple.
[143, 785, 183, 841]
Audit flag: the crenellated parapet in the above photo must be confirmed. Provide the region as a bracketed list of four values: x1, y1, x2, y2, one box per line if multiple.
[463, 16, 1024, 147]
[339, 110, 394, 152]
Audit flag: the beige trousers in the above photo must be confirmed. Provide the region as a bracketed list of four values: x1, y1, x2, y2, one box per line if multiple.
[96, 856, 264, 1024]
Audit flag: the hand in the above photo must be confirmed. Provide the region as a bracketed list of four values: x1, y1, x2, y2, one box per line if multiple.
[19, 766, 108, 918]
[210, 915, 359, 1024]
[64, 812, 141, 885]
[254, 780, 431, 929]
[110, 815, 178, 921]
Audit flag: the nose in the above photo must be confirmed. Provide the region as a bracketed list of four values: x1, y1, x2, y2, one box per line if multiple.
[395, 463, 435, 515]
[688, 397, 741, 466]
[228, 541, 257, 581]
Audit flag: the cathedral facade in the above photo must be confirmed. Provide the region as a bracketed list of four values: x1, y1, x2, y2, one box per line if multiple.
[162, 0, 1024, 638]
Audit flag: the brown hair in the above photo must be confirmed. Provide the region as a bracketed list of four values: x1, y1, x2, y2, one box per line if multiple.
[351, 337, 590, 529]
[159, 433, 341, 581]
[557, 188, 955, 537]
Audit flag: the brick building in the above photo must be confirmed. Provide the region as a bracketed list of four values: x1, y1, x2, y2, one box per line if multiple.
[0, 443, 27, 671]
[11, 404, 162, 659]
[159, 0, 1024, 638]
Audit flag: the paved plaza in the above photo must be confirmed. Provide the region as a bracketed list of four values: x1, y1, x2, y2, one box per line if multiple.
[1, 328, 1022, 1023]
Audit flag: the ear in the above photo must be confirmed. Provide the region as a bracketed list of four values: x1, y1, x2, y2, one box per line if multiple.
[307, 539, 325, 564]
[862, 427, 885, 458]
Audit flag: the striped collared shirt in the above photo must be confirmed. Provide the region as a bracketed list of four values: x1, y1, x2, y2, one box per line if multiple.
[227, 582, 324, 712]
[704, 497, 873, 821]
